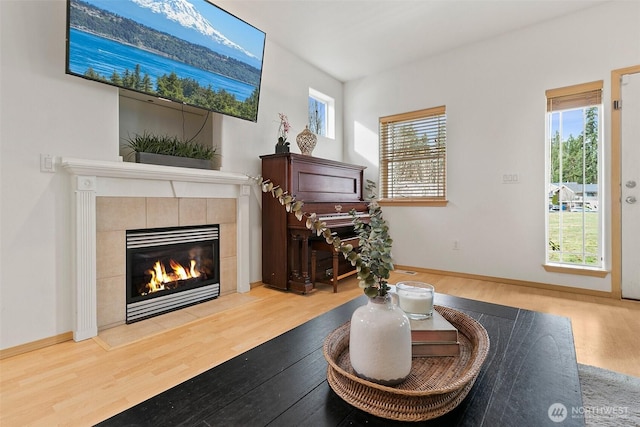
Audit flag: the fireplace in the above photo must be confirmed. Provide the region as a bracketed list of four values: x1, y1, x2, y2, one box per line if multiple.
[62, 157, 251, 341]
[126, 224, 220, 323]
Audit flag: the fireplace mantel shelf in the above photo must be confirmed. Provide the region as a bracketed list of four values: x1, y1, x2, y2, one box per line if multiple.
[60, 157, 250, 185]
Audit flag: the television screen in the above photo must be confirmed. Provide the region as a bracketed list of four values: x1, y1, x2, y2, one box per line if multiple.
[66, 0, 265, 122]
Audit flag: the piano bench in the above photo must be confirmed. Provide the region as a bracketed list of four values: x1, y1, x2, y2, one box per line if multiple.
[310, 236, 360, 293]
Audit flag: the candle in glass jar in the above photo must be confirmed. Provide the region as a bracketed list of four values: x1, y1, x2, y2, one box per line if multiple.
[396, 282, 435, 320]
[399, 292, 433, 314]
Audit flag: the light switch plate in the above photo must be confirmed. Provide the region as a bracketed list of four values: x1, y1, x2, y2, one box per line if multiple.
[40, 154, 55, 173]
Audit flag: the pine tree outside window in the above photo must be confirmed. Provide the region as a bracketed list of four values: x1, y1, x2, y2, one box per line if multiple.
[379, 106, 447, 206]
[545, 81, 604, 270]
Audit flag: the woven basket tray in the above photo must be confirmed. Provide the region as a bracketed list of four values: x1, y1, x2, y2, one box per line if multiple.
[323, 305, 490, 422]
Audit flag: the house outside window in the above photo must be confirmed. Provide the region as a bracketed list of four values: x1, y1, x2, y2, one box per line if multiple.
[308, 88, 335, 139]
[545, 81, 603, 269]
[379, 106, 447, 206]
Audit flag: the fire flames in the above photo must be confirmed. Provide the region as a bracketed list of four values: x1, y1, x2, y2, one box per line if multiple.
[142, 259, 201, 295]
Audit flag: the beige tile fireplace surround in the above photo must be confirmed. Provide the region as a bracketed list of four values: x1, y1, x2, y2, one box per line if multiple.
[96, 196, 237, 330]
[61, 158, 251, 342]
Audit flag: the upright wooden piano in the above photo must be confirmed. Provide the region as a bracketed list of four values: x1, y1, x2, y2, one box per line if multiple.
[260, 153, 367, 293]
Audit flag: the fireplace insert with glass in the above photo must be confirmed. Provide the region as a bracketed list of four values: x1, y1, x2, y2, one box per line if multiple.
[126, 224, 220, 323]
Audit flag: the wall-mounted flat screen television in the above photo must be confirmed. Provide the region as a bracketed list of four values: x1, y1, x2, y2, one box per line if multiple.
[66, 0, 265, 122]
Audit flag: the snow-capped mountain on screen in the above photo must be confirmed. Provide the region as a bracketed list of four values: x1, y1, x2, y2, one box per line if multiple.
[79, 0, 264, 69]
[131, 0, 261, 62]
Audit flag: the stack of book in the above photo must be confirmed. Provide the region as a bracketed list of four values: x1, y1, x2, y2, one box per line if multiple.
[410, 310, 460, 357]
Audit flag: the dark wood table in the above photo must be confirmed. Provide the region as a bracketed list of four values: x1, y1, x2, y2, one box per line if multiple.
[98, 294, 585, 426]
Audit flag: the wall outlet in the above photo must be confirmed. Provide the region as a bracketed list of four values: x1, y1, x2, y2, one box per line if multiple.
[502, 173, 519, 184]
[453, 240, 460, 250]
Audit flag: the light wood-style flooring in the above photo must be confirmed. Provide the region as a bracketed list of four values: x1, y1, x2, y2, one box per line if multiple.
[1, 271, 639, 426]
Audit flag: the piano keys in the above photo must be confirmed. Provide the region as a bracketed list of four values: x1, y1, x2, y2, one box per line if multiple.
[317, 211, 370, 223]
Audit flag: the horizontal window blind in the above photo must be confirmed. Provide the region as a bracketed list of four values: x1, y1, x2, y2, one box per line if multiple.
[380, 106, 446, 200]
[546, 80, 603, 111]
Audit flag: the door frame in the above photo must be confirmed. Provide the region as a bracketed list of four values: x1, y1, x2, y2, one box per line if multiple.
[610, 65, 640, 299]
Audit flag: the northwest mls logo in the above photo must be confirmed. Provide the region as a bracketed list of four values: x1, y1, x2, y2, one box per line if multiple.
[548, 403, 568, 422]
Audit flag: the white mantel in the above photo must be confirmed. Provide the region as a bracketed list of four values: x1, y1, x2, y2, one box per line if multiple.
[61, 157, 251, 341]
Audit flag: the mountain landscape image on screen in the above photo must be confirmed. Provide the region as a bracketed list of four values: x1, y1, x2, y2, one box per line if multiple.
[67, 0, 265, 121]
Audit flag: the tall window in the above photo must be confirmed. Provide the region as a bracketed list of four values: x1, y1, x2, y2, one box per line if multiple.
[546, 81, 603, 268]
[379, 106, 447, 202]
[308, 88, 335, 138]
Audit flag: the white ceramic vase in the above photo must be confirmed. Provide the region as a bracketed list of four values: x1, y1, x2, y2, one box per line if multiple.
[349, 294, 412, 385]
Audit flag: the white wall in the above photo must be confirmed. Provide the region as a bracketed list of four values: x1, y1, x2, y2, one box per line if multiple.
[0, 0, 343, 349]
[344, 1, 640, 293]
[118, 95, 215, 162]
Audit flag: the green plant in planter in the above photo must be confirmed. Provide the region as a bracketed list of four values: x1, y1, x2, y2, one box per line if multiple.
[254, 176, 394, 298]
[123, 131, 217, 161]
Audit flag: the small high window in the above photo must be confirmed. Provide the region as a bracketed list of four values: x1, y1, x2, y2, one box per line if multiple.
[308, 88, 335, 139]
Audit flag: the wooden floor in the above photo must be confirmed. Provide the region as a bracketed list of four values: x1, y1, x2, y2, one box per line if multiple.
[1, 271, 639, 426]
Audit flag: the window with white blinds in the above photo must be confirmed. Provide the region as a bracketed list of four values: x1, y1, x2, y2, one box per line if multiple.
[379, 106, 447, 202]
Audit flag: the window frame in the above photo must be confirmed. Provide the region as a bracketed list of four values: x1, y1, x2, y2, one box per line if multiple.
[544, 80, 607, 274]
[378, 106, 447, 207]
[308, 88, 335, 139]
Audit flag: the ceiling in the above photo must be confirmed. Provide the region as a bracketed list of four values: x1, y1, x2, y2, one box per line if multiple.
[216, 0, 607, 82]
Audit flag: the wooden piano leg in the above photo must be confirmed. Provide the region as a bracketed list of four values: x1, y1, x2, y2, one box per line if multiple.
[300, 234, 310, 284]
[288, 231, 314, 294]
[311, 249, 317, 285]
[289, 234, 300, 283]
[332, 251, 339, 293]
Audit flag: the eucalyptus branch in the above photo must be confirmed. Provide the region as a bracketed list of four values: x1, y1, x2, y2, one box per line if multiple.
[250, 175, 393, 297]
